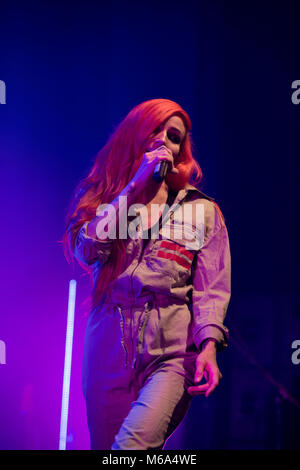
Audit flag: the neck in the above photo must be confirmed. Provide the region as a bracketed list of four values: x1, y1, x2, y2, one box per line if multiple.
[144, 180, 168, 204]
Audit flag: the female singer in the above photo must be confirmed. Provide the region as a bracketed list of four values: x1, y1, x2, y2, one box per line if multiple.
[63, 98, 231, 450]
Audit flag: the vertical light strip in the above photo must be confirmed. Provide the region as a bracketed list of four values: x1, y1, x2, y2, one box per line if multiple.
[59, 279, 77, 450]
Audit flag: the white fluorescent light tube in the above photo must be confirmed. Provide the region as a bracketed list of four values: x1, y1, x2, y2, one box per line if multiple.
[59, 279, 76, 450]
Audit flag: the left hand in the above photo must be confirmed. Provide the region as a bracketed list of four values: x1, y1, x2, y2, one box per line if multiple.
[187, 340, 223, 397]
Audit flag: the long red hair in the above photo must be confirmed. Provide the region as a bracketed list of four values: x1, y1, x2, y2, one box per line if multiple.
[61, 98, 204, 311]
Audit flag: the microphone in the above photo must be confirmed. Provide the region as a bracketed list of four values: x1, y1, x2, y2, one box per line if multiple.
[153, 160, 169, 183]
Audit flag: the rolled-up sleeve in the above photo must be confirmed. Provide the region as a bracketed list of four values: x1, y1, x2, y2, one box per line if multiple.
[72, 221, 113, 266]
[191, 202, 231, 352]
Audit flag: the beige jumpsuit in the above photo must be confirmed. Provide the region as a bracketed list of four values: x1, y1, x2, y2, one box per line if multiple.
[73, 183, 231, 449]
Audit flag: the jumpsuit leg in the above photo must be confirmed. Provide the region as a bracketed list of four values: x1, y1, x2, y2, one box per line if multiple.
[83, 296, 196, 450]
[85, 381, 137, 450]
[82, 303, 138, 450]
[111, 368, 193, 450]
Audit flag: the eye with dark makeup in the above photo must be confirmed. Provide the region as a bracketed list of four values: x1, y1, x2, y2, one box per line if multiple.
[151, 126, 182, 145]
[167, 131, 181, 144]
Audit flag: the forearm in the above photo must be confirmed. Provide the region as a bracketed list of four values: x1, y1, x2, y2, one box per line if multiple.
[86, 180, 140, 239]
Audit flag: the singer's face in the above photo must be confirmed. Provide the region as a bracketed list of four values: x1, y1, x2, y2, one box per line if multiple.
[146, 115, 186, 158]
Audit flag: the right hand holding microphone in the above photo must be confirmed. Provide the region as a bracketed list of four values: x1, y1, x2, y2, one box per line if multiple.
[132, 145, 179, 189]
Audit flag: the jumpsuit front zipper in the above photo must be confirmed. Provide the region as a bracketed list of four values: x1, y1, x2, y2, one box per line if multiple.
[127, 191, 189, 370]
[117, 305, 129, 367]
[128, 232, 147, 369]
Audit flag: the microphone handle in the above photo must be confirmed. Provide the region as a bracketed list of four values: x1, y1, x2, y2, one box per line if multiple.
[153, 160, 169, 183]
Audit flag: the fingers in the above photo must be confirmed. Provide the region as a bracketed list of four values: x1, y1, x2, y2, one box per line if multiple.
[204, 373, 220, 397]
[170, 167, 179, 174]
[188, 367, 223, 397]
[194, 357, 205, 383]
[157, 152, 176, 172]
[188, 382, 210, 395]
[187, 377, 220, 397]
[205, 369, 223, 397]
[148, 146, 178, 173]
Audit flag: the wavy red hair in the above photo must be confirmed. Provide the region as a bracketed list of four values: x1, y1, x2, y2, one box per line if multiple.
[61, 98, 204, 311]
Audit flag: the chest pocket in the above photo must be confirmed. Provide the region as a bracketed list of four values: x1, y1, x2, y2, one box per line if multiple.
[149, 204, 205, 284]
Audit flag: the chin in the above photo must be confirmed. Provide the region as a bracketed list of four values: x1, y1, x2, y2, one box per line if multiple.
[166, 171, 189, 192]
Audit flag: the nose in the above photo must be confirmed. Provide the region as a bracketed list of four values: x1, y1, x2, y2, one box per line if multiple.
[148, 129, 168, 151]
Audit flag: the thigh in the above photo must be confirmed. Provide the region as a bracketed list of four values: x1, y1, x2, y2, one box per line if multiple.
[111, 369, 193, 450]
[86, 382, 137, 450]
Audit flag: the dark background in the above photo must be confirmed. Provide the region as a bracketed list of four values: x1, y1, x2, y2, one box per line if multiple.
[0, 0, 299, 450]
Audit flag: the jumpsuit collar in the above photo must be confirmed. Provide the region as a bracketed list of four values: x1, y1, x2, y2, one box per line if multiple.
[173, 183, 215, 205]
